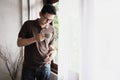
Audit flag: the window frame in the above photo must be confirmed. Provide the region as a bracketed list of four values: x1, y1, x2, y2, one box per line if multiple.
[51, 61, 58, 74]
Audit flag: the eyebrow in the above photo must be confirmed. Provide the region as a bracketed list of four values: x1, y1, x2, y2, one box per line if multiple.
[42, 14, 53, 20]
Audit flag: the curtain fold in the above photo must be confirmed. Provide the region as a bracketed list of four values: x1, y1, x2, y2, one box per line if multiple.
[58, 0, 82, 80]
[59, 0, 120, 80]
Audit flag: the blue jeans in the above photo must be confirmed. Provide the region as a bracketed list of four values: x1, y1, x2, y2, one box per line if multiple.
[22, 64, 50, 80]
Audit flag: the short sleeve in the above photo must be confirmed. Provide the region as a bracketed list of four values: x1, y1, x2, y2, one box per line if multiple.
[18, 21, 29, 38]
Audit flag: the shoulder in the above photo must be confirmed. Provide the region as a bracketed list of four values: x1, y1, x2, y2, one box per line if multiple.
[22, 19, 38, 29]
[23, 19, 37, 25]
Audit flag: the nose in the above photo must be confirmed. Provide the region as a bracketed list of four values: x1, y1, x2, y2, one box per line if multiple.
[45, 20, 49, 24]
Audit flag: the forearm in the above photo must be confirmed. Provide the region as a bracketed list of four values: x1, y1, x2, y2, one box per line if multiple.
[17, 37, 36, 47]
[44, 48, 54, 63]
[48, 45, 54, 56]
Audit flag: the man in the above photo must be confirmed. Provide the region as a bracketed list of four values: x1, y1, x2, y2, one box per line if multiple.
[17, 4, 56, 80]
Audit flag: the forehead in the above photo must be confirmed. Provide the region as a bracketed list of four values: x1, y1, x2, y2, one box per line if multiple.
[44, 12, 55, 18]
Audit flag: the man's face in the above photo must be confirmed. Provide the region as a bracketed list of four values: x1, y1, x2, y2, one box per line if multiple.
[40, 12, 55, 26]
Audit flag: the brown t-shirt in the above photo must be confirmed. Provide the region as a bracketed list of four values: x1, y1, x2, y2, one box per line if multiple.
[18, 19, 55, 68]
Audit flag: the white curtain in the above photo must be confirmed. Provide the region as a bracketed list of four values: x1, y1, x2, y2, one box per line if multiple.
[59, 0, 82, 80]
[59, 0, 120, 80]
[89, 0, 120, 80]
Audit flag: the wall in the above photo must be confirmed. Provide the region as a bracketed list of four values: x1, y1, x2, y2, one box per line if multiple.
[0, 0, 21, 50]
[58, 0, 81, 80]
[0, 0, 23, 80]
[59, 0, 120, 80]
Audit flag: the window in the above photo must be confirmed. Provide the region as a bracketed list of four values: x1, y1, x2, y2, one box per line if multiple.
[51, 2, 59, 74]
